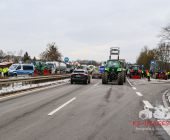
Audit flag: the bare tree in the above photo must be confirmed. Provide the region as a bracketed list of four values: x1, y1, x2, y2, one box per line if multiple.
[158, 23, 170, 42]
[18, 50, 23, 62]
[0, 50, 6, 62]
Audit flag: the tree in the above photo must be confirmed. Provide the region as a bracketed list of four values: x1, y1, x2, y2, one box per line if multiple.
[14, 59, 19, 63]
[33, 56, 36, 61]
[39, 42, 62, 61]
[136, 46, 157, 70]
[158, 23, 170, 43]
[18, 50, 23, 62]
[0, 50, 6, 62]
[22, 52, 31, 62]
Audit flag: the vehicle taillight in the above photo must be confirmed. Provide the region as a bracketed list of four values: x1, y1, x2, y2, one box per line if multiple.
[92, 73, 94, 75]
[71, 74, 75, 76]
[138, 70, 141, 72]
[99, 73, 101, 75]
[130, 70, 134, 72]
[81, 75, 87, 77]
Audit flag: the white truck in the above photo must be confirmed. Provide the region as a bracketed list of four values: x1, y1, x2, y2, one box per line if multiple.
[46, 61, 66, 74]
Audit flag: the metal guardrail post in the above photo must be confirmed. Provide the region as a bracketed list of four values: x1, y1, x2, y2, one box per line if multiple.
[30, 81, 32, 87]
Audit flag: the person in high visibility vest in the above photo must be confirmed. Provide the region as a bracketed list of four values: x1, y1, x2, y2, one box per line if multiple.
[147, 71, 150, 81]
[167, 72, 169, 79]
[0, 67, 2, 76]
[2, 67, 6, 77]
[141, 70, 144, 77]
[5, 67, 8, 77]
[90, 68, 93, 74]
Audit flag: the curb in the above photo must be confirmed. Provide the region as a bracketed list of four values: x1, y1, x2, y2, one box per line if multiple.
[162, 90, 169, 108]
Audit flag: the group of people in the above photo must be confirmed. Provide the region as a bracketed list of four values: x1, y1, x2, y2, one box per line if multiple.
[141, 70, 153, 81]
[0, 67, 9, 77]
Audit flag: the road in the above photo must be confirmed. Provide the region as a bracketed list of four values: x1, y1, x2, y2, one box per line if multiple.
[0, 77, 170, 140]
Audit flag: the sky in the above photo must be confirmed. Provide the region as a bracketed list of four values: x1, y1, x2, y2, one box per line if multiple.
[0, 0, 170, 63]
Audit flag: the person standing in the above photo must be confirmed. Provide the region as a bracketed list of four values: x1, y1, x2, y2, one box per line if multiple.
[5, 67, 8, 77]
[141, 70, 144, 77]
[0, 67, 2, 76]
[167, 71, 169, 79]
[90, 68, 93, 74]
[2, 67, 6, 77]
[147, 71, 150, 81]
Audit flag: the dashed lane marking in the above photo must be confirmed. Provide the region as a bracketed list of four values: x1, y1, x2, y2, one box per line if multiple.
[47, 97, 76, 116]
[143, 100, 153, 108]
[132, 87, 137, 90]
[94, 83, 99, 86]
[136, 92, 143, 96]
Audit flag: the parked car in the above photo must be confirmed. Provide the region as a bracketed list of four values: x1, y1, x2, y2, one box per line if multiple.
[8, 64, 34, 76]
[92, 71, 102, 79]
[71, 69, 90, 84]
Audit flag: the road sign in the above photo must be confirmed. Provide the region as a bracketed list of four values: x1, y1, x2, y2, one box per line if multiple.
[64, 57, 69, 62]
[151, 61, 155, 64]
[141, 65, 144, 68]
[90, 61, 93, 64]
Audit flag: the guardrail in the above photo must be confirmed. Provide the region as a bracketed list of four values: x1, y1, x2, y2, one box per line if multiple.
[0, 74, 71, 90]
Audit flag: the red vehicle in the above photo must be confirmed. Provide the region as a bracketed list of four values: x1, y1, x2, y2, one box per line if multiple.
[155, 71, 167, 80]
[129, 65, 141, 79]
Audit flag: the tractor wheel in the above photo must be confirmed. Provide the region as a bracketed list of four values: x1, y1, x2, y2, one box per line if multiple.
[129, 73, 131, 79]
[124, 72, 126, 83]
[165, 75, 167, 80]
[156, 74, 158, 79]
[102, 71, 108, 84]
[118, 71, 124, 85]
[43, 68, 48, 75]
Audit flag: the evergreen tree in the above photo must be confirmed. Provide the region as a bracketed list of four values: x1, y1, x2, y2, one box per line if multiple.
[22, 52, 31, 62]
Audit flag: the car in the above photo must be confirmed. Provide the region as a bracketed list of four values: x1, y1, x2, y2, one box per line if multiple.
[92, 71, 101, 79]
[8, 64, 34, 76]
[71, 69, 90, 84]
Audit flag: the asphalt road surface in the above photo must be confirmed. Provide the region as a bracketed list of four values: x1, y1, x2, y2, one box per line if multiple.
[0, 77, 170, 140]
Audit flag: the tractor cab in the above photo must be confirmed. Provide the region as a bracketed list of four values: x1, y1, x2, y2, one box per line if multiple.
[129, 65, 141, 79]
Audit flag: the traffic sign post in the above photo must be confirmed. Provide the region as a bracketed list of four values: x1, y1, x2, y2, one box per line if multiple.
[64, 57, 69, 62]
[141, 65, 144, 70]
[90, 60, 93, 64]
[151, 61, 155, 64]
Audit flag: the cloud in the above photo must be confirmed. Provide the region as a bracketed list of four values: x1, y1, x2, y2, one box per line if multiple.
[0, 0, 170, 63]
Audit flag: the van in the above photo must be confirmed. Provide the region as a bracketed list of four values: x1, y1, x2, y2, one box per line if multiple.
[8, 64, 34, 76]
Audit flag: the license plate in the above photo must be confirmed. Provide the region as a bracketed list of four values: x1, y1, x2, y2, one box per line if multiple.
[76, 75, 81, 77]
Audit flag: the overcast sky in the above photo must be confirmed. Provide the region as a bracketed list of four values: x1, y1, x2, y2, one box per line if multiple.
[0, 0, 170, 63]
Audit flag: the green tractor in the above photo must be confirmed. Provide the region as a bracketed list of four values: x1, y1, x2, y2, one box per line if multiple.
[34, 62, 49, 75]
[102, 47, 125, 85]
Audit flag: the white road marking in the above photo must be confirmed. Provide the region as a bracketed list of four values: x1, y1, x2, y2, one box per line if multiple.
[0, 83, 68, 101]
[158, 120, 170, 136]
[136, 92, 143, 96]
[94, 83, 99, 86]
[47, 97, 76, 116]
[126, 77, 134, 86]
[132, 87, 137, 90]
[143, 100, 153, 108]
